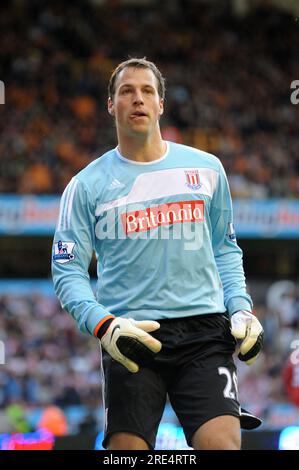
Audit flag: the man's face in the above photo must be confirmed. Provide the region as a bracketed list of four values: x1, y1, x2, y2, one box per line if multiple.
[108, 67, 164, 137]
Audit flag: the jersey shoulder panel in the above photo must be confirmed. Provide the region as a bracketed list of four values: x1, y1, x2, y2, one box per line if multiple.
[169, 141, 222, 172]
[75, 148, 115, 181]
[72, 148, 116, 194]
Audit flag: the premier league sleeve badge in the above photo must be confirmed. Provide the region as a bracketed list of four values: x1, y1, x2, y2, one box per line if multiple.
[52, 240, 75, 263]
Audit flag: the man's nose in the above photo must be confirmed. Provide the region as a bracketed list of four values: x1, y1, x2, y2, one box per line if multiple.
[133, 90, 144, 104]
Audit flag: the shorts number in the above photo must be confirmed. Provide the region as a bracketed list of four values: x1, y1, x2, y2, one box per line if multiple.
[218, 367, 238, 400]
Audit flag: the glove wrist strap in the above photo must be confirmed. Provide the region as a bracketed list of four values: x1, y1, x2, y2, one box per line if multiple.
[96, 317, 115, 339]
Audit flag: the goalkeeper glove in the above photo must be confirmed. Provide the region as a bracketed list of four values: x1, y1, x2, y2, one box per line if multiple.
[98, 317, 162, 373]
[230, 310, 264, 365]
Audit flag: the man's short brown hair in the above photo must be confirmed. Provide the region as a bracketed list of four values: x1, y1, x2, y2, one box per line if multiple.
[108, 58, 166, 101]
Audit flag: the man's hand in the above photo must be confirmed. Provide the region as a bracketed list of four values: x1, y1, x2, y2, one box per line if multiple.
[100, 317, 162, 373]
[230, 310, 264, 365]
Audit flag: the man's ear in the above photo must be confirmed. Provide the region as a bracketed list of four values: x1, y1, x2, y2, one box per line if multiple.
[108, 97, 114, 116]
[159, 98, 164, 116]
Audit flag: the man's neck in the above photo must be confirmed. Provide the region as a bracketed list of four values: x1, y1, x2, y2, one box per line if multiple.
[117, 132, 166, 163]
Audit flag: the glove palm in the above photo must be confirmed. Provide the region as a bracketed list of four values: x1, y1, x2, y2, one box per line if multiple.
[230, 310, 264, 365]
[100, 317, 162, 373]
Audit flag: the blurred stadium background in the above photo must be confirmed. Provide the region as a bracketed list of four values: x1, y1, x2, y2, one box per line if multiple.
[1, 0, 299, 450]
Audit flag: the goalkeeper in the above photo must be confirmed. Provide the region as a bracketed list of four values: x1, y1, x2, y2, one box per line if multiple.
[52, 58, 263, 450]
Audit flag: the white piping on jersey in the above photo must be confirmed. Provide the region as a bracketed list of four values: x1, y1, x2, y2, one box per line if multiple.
[57, 178, 79, 231]
[95, 167, 219, 216]
[115, 141, 169, 165]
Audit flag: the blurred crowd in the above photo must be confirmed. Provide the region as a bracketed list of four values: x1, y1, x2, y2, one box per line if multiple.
[0, 0, 299, 197]
[237, 279, 299, 424]
[0, 281, 299, 434]
[0, 292, 101, 434]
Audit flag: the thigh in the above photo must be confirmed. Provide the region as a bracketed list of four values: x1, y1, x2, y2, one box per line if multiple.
[108, 432, 151, 450]
[192, 415, 241, 450]
[168, 352, 240, 448]
[101, 350, 167, 450]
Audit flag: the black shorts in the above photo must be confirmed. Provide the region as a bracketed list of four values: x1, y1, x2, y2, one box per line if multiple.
[100, 313, 241, 449]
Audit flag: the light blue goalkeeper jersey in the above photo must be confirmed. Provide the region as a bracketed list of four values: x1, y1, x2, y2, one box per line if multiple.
[52, 141, 252, 336]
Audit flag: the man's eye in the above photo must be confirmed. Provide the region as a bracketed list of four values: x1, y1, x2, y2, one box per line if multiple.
[121, 88, 131, 94]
